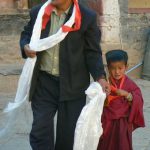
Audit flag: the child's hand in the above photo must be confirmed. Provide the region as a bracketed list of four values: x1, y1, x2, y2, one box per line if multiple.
[116, 89, 129, 97]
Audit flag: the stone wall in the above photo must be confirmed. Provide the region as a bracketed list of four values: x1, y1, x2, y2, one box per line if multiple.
[0, 13, 28, 65]
[0, 0, 28, 14]
[81, 0, 150, 78]
[0, 0, 150, 76]
[0, 13, 27, 97]
[119, 0, 150, 77]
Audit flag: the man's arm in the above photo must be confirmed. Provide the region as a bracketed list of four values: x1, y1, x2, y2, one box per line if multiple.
[84, 12, 105, 80]
[20, 10, 33, 59]
[20, 5, 41, 59]
[84, 12, 110, 94]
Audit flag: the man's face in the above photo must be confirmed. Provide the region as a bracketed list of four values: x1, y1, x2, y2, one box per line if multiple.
[108, 61, 128, 80]
[51, 0, 69, 6]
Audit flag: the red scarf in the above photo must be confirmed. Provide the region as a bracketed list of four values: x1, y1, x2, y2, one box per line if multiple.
[42, 0, 81, 32]
[106, 76, 126, 105]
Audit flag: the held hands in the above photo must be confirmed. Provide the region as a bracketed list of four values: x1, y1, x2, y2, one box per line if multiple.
[97, 78, 132, 102]
[24, 44, 36, 58]
[97, 78, 129, 98]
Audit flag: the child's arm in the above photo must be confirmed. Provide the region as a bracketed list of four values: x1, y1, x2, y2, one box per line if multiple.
[116, 86, 145, 130]
[116, 89, 133, 102]
[128, 85, 145, 130]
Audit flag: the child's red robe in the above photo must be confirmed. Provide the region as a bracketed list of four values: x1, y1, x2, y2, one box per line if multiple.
[97, 76, 145, 150]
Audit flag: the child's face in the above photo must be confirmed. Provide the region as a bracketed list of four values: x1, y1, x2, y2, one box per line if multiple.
[108, 61, 128, 80]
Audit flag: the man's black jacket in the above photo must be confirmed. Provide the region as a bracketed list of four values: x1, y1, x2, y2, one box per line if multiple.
[20, 3, 106, 101]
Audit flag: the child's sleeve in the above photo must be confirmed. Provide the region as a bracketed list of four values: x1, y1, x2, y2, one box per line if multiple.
[128, 84, 145, 130]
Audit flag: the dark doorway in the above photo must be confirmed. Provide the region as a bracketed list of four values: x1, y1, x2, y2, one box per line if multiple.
[28, 0, 46, 8]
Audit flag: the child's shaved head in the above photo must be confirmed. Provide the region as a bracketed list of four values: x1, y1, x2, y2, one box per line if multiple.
[106, 50, 128, 66]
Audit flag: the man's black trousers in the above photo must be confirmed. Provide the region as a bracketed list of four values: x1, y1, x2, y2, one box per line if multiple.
[30, 71, 86, 150]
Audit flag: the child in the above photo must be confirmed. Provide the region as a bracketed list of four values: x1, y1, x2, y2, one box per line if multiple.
[97, 50, 145, 150]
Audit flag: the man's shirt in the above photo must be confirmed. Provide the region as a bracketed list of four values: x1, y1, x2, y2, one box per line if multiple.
[40, 7, 70, 76]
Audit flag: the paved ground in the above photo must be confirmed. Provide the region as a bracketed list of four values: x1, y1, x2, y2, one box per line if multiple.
[0, 78, 150, 150]
[132, 79, 150, 150]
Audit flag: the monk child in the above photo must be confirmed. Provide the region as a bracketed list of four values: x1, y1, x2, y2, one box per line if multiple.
[97, 50, 145, 150]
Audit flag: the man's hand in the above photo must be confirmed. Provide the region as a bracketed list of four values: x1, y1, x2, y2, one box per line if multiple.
[24, 44, 36, 58]
[116, 89, 129, 97]
[98, 79, 111, 96]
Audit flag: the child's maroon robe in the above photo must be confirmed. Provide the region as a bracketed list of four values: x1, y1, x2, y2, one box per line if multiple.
[97, 76, 145, 150]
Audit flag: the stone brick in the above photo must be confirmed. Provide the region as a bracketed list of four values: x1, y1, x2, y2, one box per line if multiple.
[0, 14, 29, 36]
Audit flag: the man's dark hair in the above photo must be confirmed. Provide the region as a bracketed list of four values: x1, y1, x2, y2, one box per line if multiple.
[106, 49, 128, 66]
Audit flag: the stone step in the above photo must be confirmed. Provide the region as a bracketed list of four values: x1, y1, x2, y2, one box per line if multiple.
[0, 64, 23, 96]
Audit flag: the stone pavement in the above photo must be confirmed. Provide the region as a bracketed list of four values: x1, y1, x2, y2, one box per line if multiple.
[132, 79, 150, 150]
[0, 78, 150, 150]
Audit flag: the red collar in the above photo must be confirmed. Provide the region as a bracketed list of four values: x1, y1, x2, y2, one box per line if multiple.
[110, 75, 126, 90]
[42, 0, 81, 32]
[106, 76, 126, 106]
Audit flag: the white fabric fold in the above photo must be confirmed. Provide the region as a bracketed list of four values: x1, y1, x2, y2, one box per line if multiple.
[73, 82, 106, 150]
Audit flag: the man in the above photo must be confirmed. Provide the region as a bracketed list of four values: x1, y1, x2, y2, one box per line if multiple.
[20, 0, 110, 150]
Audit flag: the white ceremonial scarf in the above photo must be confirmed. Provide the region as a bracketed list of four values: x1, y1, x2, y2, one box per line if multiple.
[4, 0, 77, 113]
[73, 82, 106, 150]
